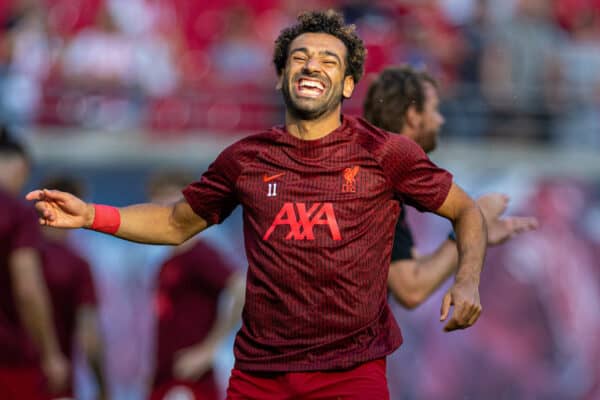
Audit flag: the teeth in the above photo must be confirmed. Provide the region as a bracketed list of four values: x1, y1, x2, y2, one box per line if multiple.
[299, 79, 324, 90]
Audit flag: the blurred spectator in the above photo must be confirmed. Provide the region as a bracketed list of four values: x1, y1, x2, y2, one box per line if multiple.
[38, 176, 107, 400]
[207, 5, 271, 86]
[443, 0, 491, 138]
[550, 9, 600, 149]
[60, 3, 178, 95]
[0, 127, 68, 399]
[0, 1, 58, 128]
[481, 0, 563, 141]
[147, 170, 244, 400]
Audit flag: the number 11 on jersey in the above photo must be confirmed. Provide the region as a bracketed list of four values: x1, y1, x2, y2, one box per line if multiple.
[267, 183, 277, 197]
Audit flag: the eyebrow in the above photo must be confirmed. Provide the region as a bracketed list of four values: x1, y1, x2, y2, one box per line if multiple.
[290, 47, 343, 65]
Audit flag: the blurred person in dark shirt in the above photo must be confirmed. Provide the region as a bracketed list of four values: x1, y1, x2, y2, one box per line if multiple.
[39, 175, 106, 400]
[363, 66, 538, 310]
[146, 170, 244, 400]
[27, 11, 488, 399]
[0, 127, 68, 399]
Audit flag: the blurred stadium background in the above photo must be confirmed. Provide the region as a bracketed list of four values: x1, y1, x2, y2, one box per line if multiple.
[2, 0, 600, 399]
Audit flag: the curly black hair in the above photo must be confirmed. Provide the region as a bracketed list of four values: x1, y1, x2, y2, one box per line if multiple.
[273, 10, 366, 84]
[363, 65, 438, 133]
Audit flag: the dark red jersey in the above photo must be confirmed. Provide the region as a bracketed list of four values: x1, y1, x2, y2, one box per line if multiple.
[39, 238, 97, 362]
[154, 240, 234, 386]
[0, 188, 42, 366]
[183, 115, 452, 372]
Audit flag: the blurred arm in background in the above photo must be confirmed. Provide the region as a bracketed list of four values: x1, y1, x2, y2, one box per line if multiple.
[10, 248, 69, 393]
[76, 305, 106, 400]
[388, 193, 538, 309]
[172, 272, 245, 381]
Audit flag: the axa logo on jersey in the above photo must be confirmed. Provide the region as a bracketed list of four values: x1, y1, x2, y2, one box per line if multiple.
[263, 202, 342, 241]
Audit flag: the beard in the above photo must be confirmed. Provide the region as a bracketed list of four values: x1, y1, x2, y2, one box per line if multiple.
[281, 70, 344, 121]
[418, 124, 439, 154]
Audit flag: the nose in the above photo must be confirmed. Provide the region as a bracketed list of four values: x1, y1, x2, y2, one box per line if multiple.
[303, 57, 321, 74]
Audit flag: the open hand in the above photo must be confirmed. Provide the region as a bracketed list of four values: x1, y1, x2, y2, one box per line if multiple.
[440, 279, 482, 332]
[476, 193, 538, 245]
[25, 189, 93, 229]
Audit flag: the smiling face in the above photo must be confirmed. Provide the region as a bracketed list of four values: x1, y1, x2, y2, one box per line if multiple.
[278, 33, 355, 121]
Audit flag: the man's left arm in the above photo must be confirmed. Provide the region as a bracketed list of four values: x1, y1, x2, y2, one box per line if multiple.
[172, 272, 245, 380]
[434, 183, 487, 332]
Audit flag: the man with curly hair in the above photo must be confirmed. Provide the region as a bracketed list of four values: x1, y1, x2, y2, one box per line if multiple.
[27, 10, 487, 399]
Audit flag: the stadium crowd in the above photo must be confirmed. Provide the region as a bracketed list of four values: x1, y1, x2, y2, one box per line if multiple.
[0, 0, 599, 146]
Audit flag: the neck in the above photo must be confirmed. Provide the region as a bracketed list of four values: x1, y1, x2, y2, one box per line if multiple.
[285, 105, 342, 140]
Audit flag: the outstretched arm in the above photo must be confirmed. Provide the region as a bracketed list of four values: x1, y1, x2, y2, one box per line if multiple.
[26, 189, 208, 245]
[388, 193, 538, 309]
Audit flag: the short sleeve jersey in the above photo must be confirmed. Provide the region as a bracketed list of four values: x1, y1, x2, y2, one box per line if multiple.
[153, 240, 233, 386]
[183, 115, 452, 372]
[39, 239, 97, 361]
[0, 188, 42, 366]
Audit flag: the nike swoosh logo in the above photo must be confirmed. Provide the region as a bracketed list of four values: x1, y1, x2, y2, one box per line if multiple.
[263, 172, 285, 182]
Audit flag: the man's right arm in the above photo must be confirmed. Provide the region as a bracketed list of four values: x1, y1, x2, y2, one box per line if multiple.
[10, 248, 68, 393]
[26, 190, 208, 245]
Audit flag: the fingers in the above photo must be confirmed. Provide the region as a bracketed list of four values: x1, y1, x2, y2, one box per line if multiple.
[25, 189, 46, 201]
[440, 292, 452, 321]
[27, 188, 73, 203]
[510, 217, 539, 233]
[477, 193, 510, 220]
[444, 301, 482, 332]
[34, 202, 56, 225]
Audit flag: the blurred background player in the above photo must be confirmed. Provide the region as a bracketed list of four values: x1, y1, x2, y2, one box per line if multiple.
[147, 170, 245, 400]
[0, 127, 68, 399]
[363, 66, 538, 309]
[38, 175, 106, 400]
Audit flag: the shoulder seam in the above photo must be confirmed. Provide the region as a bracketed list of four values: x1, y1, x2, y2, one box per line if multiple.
[233, 130, 284, 190]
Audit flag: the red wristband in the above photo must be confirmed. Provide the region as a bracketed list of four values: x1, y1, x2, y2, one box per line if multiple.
[90, 204, 121, 234]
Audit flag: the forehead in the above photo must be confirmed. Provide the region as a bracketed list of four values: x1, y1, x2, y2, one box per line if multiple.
[423, 81, 439, 103]
[288, 33, 347, 59]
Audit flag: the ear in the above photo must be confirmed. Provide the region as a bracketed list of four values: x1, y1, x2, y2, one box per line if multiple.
[276, 73, 283, 90]
[342, 75, 355, 99]
[405, 105, 422, 129]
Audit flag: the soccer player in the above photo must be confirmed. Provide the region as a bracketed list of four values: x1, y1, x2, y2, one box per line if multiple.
[27, 11, 487, 398]
[363, 66, 539, 310]
[147, 171, 245, 400]
[0, 129, 68, 400]
[38, 176, 106, 400]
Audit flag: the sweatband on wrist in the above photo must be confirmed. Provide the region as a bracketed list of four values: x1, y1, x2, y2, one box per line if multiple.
[90, 204, 121, 234]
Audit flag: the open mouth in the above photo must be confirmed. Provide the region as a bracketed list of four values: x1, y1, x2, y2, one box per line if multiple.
[295, 78, 326, 98]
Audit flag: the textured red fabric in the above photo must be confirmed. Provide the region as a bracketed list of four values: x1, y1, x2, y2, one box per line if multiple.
[90, 204, 121, 234]
[40, 239, 97, 362]
[226, 358, 389, 399]
[153, 241, 233, 387]
[0, 188, 43, 366]
[183, 115, 452, 372]
[0, 367, 50, 400]
[150, 375, 220, 400]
